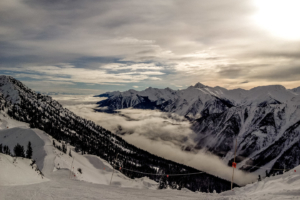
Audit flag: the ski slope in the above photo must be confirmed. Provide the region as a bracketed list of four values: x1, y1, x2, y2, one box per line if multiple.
[1, 158, 300, 200]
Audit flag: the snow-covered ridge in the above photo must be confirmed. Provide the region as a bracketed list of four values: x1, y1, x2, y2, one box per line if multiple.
[96, 82, 298, 119]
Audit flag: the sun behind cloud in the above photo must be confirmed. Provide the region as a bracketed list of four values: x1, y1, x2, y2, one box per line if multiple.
[253, 0, 300, 40]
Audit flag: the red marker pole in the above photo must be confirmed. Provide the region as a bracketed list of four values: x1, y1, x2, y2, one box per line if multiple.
[232, 162, 237, 168]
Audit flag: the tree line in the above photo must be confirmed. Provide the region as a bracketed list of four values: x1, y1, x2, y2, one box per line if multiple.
[0, 141, 33, 159]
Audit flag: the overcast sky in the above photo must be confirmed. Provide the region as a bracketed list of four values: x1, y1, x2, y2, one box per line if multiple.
[1, 0, 299, 94]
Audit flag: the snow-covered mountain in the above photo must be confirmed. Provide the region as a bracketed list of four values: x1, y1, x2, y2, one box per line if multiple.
[96, 83, 300, 174]
[97, 83, 298, 118]
[0, 75, 234, 192]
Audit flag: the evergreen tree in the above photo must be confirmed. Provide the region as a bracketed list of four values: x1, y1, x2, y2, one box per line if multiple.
[14, 143, 25, 157]
[158, 175, 168, 189]
[3, 145, 11, 155]
[62, 143, 67, 154]
[266, 170, 269, 177]
[0, 144, 2, 153]
[75, 145, 80, 152]
[26, 141, 33, 159]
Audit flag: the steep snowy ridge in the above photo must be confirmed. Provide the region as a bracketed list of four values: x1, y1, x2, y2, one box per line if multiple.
[96, 83, 300, 175]
[97, 83, 297, 118]
[0, 75, 234, 192]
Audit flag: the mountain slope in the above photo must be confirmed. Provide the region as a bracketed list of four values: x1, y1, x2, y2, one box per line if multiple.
[0, 75, 235, 192]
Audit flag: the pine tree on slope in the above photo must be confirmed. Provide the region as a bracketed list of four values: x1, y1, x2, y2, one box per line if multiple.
[14, 143, 25, 157]
[26, 141, 33, 159]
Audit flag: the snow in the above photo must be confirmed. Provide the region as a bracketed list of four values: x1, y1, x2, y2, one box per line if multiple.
[0, 115, 159, 188]
[0, 76, 21, 104]
[1, 147, 300, 200]
[0, 108, 300, 199]
[0, 154, 48, 186]
[0, 111, 29, 130]
[233, 165, 300, 200]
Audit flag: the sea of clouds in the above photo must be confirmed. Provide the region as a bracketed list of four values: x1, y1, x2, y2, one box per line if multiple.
[53, 95, 256, 185]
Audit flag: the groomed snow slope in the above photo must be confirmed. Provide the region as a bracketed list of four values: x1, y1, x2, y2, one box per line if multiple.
[1, 158, 300, 200]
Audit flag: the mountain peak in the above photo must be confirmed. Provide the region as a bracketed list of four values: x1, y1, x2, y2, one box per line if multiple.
[194, 82, 206, 88]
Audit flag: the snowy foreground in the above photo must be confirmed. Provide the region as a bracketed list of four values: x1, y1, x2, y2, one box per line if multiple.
[1, 115, 300, 199]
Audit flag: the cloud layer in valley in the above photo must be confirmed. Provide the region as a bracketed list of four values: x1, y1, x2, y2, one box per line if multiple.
[53, 95, 256, 185]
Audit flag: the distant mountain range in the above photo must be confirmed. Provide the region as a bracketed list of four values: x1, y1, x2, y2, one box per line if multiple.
[96, 83, 300, 174]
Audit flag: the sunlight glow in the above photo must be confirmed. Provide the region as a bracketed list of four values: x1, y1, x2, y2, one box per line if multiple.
[253, 0, 300, 40]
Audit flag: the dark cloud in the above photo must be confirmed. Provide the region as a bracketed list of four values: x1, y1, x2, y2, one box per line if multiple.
[240, 81, 249, 84]
[217, 65, 252, 79]
[249, 63, 300, 82]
